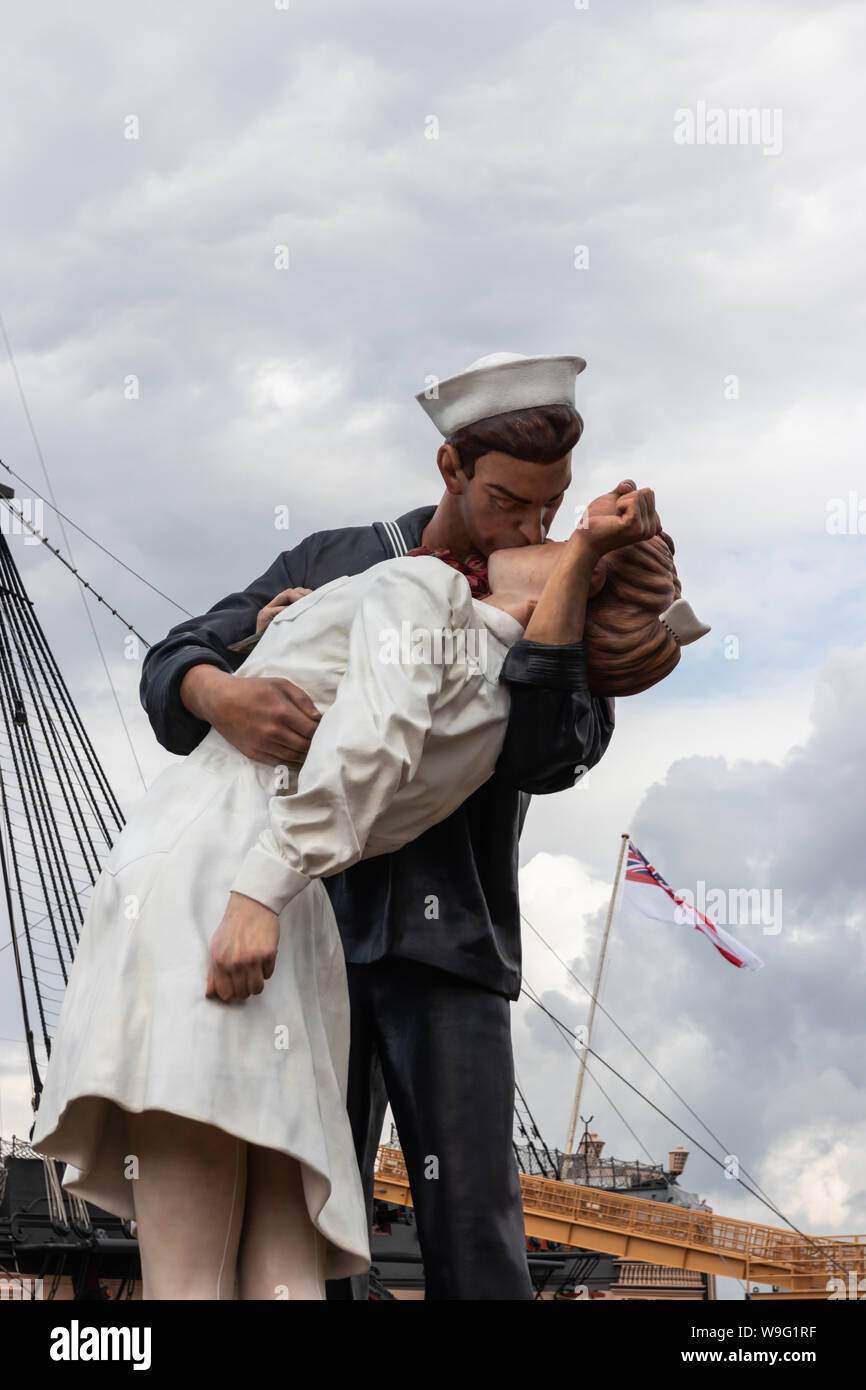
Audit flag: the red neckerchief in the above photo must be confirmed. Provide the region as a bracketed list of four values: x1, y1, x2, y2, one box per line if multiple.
[405, 546, 491, 598]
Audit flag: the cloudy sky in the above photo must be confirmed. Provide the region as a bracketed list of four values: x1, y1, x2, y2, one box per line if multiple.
[1, 0, 863, 1299]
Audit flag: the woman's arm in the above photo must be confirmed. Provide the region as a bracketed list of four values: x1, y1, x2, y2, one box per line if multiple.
[494, 484, 660, 793]
[227, 559, 466, 916]
[522, 485, 660, 643]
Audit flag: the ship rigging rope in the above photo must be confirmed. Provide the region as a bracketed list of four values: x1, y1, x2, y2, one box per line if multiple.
[520, 979, 674, 1181]
[0, 311, 149, 793]
[519, 976, 748, 1295]
[521, 909, 853, 1282]
[0, 483, 152, 651]
[0, 457, 191, 618]
[519, 977, 852, 1284]
[520, 909, 787, 1228]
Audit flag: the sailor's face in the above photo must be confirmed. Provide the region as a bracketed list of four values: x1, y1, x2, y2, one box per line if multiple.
[462, 451, 572, 555]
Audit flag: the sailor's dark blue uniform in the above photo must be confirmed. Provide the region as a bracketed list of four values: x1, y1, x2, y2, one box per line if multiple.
[139, 506, 615, 1299]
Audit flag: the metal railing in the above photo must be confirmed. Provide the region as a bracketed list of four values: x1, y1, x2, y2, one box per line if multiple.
[375, 1145, 866, 1281]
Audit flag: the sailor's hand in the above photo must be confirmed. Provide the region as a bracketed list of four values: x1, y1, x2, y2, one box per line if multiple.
[206, 892, 280, 1002]
[210, 675, 321, 766]
[256, 586, 313, 634]
[576, 481, 662, 558]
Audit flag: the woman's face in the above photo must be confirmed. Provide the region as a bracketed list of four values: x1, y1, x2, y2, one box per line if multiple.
[485, 540, 565, 599]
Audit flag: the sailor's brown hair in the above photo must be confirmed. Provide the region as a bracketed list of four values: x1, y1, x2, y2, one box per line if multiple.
[446, 404, 583, 477]
[583, 531, 682, 697]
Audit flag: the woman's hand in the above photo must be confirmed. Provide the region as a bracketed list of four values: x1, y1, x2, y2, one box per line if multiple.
[577, 480, 662, 559]
[255, 586, 313, 634]
[522, 482, 662, 646]
[206, 892, 280, 1002]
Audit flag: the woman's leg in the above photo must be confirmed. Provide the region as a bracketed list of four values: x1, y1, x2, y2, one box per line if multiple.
[236, 1145, 326, 1300]
[125, 1109, 247, 1300]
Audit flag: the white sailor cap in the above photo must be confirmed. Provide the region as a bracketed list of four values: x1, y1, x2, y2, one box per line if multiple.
[415, 351, 587, 437]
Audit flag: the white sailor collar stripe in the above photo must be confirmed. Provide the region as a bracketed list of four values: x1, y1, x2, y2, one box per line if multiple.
[382, 518, 408, 556]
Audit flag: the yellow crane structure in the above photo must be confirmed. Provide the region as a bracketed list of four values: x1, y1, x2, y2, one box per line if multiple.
[373, 1146, 865, 1299]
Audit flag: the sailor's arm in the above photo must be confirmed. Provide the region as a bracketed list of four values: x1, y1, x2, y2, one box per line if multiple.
[139, 537, 320, 759]
[496, 536, 612, 793]
[497, 649, 615, 794]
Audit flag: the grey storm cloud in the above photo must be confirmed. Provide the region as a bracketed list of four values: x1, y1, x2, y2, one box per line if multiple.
[522, 640, 866, 1260]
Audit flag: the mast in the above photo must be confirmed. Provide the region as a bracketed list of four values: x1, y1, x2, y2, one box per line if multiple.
[563, 831, 629, 1155]
[0, 485, 124, 1114]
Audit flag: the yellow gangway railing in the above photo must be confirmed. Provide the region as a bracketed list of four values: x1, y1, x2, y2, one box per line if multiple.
[373, 1146, 865, 1292]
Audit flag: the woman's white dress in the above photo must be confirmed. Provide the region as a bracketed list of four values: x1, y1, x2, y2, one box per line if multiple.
[29, 558, 522, 1281]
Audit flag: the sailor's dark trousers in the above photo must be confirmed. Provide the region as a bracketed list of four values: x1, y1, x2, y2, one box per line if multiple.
[325, 957, 532, 1301]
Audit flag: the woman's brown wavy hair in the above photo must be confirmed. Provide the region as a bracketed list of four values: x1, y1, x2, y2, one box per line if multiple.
[583, 530, 682, 697]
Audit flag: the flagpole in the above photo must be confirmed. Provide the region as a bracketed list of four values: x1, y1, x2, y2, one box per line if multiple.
[563, 832, 630, 1159]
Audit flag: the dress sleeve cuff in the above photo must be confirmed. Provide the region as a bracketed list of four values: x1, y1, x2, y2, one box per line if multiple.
[229, 843, 311, 915]
[499, 640, 590, 691]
